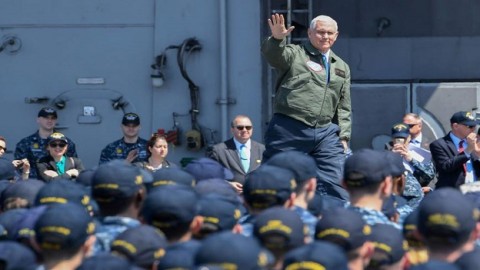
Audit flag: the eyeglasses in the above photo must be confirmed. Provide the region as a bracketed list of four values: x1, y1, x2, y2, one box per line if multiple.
[0, 146, 5, 151]
[49, 142, 67, 148]
[235, 125, 252, 131]
[406, 123, 419, 128]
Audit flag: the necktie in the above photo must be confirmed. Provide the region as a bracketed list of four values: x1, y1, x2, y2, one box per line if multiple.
[239, 144, 250, 172]
[321, 54, 330, 83]
[459, 140, 467, 174]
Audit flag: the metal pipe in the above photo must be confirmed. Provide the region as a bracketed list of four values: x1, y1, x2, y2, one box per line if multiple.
[219, 0, 229, 141]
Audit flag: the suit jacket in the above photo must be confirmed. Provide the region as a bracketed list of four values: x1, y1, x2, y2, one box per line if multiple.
[430, 132, 480, 188]
[207, 138, 265, 184]
[36, 155, 84, 182]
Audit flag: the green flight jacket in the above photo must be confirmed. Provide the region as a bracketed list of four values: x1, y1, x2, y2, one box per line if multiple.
[262, 37, 352, 141]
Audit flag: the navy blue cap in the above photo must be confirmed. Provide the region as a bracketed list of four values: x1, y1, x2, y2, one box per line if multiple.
[0, 158, 16, 180]
[194, 231, 270, 269]
[1, 179, 45, 209]
[450, 111, 478, 126]
[410, 260, 460, 270]
[0, 208, 28, 240]
[12, 205, 48, 241]
[307, 194, 324, 217]
[111, 225, 167, 269]
[384, 151, 405, 177]
[34, 179, 93, 212]
[92, 160, 144, 201]
[157, 240, 202, 270]
[391, 123, 410, 139]
[402, 209, 424, 248]
[343, 149, 391, 187]
[198, 194, 242, 231]
[265, 150, 317, 185]
[77, 253, 135, 270]
[382, 195, 407, 220]
[35, 203, 95, 252]
[454, 248, 480, 270]
[368, 224, 407, 268]
[243, 165, 296, 211]
[151, 167, 196, 188]
[47, 132, 68, 144]
[0, 240, 37, 270]
[315, 207, 371, 252]
[76, 168, 96, 187]
[0, 180, 11, 196]
[194, 178, 238, 198]
[184, 158, 234, 181]
[283, 241, 349, 270]
[38, 107, 57, 118]
[253, 206, 305, 251]
[122, 112, 140, 126]
[417, 188, 477, 244]
[142, 185, 198, 229]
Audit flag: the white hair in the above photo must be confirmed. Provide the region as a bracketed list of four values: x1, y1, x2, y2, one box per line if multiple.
[310, 15, 338, 32]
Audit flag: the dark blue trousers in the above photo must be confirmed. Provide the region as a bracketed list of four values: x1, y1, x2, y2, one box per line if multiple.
[263, 113, 349, 201]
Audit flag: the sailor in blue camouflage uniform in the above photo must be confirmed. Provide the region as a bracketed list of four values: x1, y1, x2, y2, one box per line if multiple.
[99, 112, 148, 164]
[265, 150, 319, 240]
[388, 123, 435, 209]
[14, 107, 77, 179]
[240, 164, 296, 237]
[343, 149, 401, 229]
[90, 161, 145, 254]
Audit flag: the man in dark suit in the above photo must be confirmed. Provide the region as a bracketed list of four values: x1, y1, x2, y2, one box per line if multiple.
[207, 115, 265, 193]
[430, 111, 480, 189]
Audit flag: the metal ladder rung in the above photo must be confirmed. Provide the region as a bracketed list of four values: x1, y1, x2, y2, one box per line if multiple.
[271, 9, 310, 14]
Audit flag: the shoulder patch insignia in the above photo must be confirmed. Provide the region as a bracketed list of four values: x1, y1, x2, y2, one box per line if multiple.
[335, 68, 346, 78]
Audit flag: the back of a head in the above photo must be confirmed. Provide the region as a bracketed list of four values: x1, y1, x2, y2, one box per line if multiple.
[0, 240, 37, 270]
[150, 167, 196, 189]
[194, 231, 269, 270]
[343, 149, 391, 195]
[243, 165, 296, 212]
[0, 208, 28, 240]
[367, 224, 407, 270]
[315, 207, 370, 253]
[35, 203, 95, 261]
[184, 157, 234, 182]
[141, 185, 198, 242]
[111, 224, 167, 269]
[34, 179, 93, 213]
[91, 160, 145, 216]
[1, 180, 45, 212]
[253, 206, 305, 257]
[265, 150, 317, 188]
[196, 194, 242, 239]
[77, 252, 134, 270]
[283, 241, 349, 270]
[417, 188, 477, 253]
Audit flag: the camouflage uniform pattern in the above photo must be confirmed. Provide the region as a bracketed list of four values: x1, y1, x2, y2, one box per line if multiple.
[93, 216, 140, 254]
[14, 131, 77, 179]
[403, 159, 435, 209]
[397, 204, 414, 225]
[293, 206, 317, 240]
[348, 205, 402, 230]
[239, 214, 256, 237]
[99, 137, 148, 164]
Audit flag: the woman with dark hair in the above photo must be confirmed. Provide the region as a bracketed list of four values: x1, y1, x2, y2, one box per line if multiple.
[134, 133, 176, 171]
[36, 132, 84, 182]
